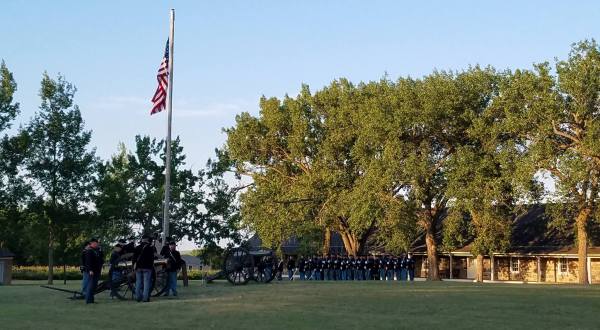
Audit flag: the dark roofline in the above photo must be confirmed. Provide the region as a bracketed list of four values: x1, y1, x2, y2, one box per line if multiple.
[0, 248, 15, 258]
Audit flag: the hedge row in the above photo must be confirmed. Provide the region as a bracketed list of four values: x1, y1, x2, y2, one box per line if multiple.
[12, 266, 219, 281]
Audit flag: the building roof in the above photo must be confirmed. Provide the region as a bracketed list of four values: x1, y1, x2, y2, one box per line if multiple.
[247, 233, 346, 255]
[0, 248, 15, 258]
[412, 204, 600, 256]
[180, 255, 203, 266]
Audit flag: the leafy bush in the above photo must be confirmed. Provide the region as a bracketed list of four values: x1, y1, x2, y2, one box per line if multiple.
[13, 265, 220, 281]
[12, 266, 83, 280]
[180, 269, 220, 280]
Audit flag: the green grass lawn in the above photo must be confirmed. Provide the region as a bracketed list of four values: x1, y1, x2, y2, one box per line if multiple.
[1, 280, 600, 329]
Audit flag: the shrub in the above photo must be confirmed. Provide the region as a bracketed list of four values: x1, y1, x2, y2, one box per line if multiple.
[12, 265, 83, 281]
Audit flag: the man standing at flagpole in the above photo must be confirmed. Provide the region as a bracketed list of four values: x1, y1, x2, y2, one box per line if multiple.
[150, 9, 175, 245]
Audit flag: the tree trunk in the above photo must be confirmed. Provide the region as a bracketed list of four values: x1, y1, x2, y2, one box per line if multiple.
[339, 230, 359, 256]
[424, 221, 440, 281]
[322, 227, 331, 256]
[48, 226, 54, 285]
[476, 254, 484, 282]
[576, 207, 590, 285]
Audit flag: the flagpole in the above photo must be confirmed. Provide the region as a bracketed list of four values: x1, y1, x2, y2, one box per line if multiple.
[162, 8, 175, 244]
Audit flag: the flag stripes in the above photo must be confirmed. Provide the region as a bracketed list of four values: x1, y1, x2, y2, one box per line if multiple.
[151, 40, 169, 115]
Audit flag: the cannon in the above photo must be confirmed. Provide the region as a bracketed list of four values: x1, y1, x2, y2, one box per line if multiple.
[41, 237, 174, 300]
[211, 247, 278, 285]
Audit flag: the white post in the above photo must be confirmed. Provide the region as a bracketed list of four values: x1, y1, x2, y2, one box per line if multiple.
[491, 254, 495, 281]
[162, 9, 175, 244]
[588, 257, 592, 284]
[536, 257, 541, 283]
[449, 254, 453, 279]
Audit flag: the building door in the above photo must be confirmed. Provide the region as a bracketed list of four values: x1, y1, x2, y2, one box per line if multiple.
[467, 257, 477, 279]
[0, 261, 4, 284]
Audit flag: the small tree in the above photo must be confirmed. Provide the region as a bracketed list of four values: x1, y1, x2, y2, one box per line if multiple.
[24, 73, 97, 284]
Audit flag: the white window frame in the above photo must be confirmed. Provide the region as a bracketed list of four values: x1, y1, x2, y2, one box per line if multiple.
[510, 258, 520, 273]
[558, 257, 568, 274]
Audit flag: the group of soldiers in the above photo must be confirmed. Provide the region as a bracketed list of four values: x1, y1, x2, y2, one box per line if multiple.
[279, 253, 416, 281]
[80, 235, 184, 304]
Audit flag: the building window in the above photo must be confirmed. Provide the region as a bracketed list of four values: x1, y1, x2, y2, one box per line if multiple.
[511, 258, 519, 273]
[559, 258, 568, 273]
[423, 257, 429, 270]
[188, 265, 193, 271]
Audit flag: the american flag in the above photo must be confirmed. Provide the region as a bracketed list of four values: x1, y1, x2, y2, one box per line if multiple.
[151, 40, 169, 115]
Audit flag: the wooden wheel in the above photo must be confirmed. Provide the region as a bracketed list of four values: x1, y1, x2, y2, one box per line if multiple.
[112, 271, 135, 300]
[152, 265, 169, 297]
[224, 247, 253, 285]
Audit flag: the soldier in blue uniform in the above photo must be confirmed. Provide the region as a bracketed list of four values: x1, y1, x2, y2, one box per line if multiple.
[313, 256, 321, 280]
[287, 256, 296, 281]
[298, 256, 306, 280]
[400, 253, 407, 281]
[406, 252, 416, 281]
[365, 255, 373, 280]
[393, 255, 401, 281]
[385, 255, 393, 281]
[333, 255, 340, 280]
[324, 255, 331, 280]
[339, 256, 347, 280]
[377, 255, 385, 280]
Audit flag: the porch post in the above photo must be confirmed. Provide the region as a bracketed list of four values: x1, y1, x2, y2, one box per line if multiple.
[491, 254, 495, 281]
[449, 254, 453, 279]
[536, 256, 541, 283]
[588, 257, 592, 284]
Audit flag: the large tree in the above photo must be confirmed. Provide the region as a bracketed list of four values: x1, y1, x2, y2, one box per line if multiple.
[228, 83, 384, 255]
[95, 136, 241, 247]
[499, 41, 600, 284]
[444, 68, 540, 281]
[24, 73, 97, 284]
[0, 61, 32, 259]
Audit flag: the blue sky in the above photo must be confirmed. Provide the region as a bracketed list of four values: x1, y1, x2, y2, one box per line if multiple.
[2, 0, 600, 171]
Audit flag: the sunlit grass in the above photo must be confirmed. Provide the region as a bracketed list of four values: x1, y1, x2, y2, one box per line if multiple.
[2, 280, 599, 329]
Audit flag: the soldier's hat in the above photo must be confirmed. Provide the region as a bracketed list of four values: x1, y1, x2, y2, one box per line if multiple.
[89, 237, 99, 243]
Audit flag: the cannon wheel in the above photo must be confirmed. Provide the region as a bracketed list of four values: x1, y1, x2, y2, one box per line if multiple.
[224, 247, 253, 285]
[112, 272, 136, 300]
[109, 270, 135, 300]
[152, 266, 168, 297]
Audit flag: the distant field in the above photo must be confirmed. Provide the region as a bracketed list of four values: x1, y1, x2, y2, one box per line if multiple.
[1, 280, 600, 329]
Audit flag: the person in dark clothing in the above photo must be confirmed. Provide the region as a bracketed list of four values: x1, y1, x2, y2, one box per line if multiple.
[367, 256, 378, 281]
[276, 259, 284, 281]
[264, 256, 274, 280]
[80, 241, 90, 298]
[133, 235, 156, 302]
[393, 255, 401, 281]
[340, 256, 347, 280]
[298, 256, 306, 280]
[324, 255, 331, 280]
[362, 256, 369, 280]
[385, 255, 393, 281]
[359, 256, 364, 280]
[287, 256, 296, 281]
[406, 252, 416, 281]
[162, 241, 183, 296]
[400, 253, 408, 281]
[333, 255, 340, 281]
[84, 238, 103, 304]
[377, 255, 384, 281]
[109, 243, 123, 298]
[313, 256, 321, 280]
